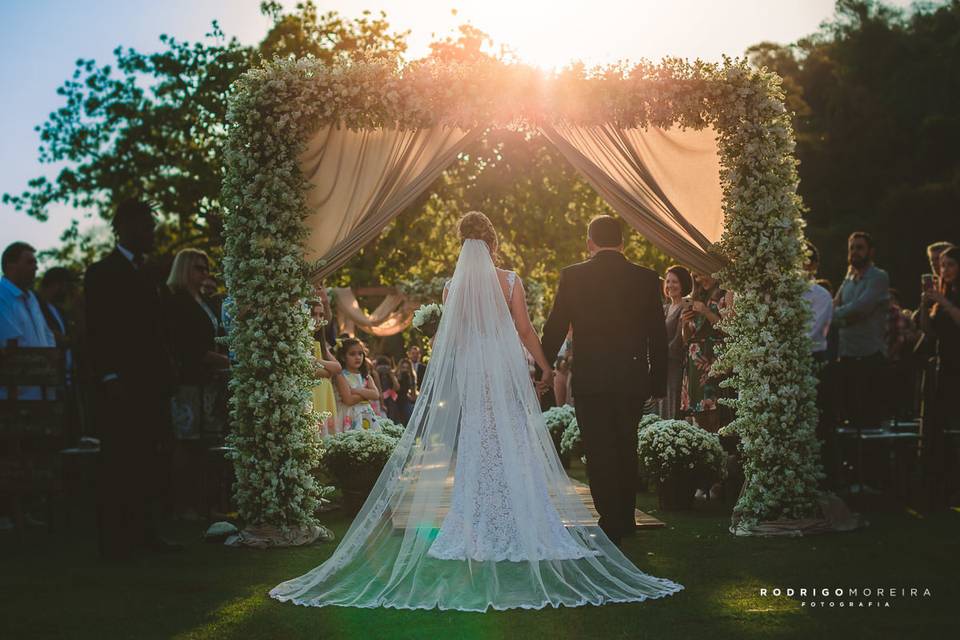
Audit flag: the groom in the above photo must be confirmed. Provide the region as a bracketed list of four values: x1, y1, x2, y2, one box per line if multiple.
[542, 216, 667, 545]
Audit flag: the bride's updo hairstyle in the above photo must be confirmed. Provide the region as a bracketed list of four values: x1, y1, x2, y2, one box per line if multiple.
[457, 211, 498, 259]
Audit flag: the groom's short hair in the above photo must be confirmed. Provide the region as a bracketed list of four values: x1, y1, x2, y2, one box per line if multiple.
[588, 216, 622, 248]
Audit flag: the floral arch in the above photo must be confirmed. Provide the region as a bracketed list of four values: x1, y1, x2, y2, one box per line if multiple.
[221, 56, 823, 538]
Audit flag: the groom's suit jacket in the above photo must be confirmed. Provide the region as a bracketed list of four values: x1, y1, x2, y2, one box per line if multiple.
[542, 250, 667, 399]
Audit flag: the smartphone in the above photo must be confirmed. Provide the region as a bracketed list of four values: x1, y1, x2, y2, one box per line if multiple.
[922, 274, 935, 291]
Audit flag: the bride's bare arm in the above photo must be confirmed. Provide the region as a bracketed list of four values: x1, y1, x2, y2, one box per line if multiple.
[510, 279, 552, 373]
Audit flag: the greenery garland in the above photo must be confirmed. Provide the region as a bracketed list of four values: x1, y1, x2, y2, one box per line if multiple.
[222, 55, 822, 532]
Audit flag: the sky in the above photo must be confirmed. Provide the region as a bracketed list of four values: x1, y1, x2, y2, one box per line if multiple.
[1, 0, 917, 255]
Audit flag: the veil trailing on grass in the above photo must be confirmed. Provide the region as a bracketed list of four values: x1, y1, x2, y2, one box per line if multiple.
[270, 240, 683, 612]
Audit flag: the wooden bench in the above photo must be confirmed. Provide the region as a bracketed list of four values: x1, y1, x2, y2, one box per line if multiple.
[0, 343, 66, 540]
[837, 426, 920, 497]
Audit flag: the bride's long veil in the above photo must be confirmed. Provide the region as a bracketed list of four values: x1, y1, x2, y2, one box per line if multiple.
[271, 240, 683, 611]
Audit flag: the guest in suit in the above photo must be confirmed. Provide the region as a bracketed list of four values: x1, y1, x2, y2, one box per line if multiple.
[84, 199, 179, 558]
[407, 344, 427, 391]
[660, 265, 693, 419]
[395, 357, 418, 425]
[542, 216, 667, 546]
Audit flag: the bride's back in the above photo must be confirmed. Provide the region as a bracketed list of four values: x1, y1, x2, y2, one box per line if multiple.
[443, 267, 517, 309]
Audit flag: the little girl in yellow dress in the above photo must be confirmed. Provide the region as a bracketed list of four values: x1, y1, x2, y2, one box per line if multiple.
[310, 301, 341, 435]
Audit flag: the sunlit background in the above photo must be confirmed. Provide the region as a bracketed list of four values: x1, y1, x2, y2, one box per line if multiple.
[1, 0, 914, 252]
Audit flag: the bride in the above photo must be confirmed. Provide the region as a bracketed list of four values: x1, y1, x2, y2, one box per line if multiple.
[271, 212, 683, 612]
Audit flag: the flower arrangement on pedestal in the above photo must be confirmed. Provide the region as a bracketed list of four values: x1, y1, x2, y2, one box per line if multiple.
[559, 416, 584, 464]
[543, 404, 576, 438]
[543, 404, 577, 466]
[321, 419, 405, 514]
[638, 418, 726, 511]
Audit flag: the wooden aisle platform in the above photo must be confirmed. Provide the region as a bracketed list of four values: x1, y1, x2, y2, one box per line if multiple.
[389, 475, 664, 530]
[568, 479, 665, 529]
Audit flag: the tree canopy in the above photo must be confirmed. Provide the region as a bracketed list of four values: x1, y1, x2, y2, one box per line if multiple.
[5, 2, 667, 306]
[749, 0, 960, 304]
[8, 0, 959, 308]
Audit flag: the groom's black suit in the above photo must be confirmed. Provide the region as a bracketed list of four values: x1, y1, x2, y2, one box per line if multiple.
[542, 250, 667, 542]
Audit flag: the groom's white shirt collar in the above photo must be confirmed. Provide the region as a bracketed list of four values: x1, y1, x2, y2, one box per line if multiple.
[591, 248, 624, 258]
[116, 244, 136, 264]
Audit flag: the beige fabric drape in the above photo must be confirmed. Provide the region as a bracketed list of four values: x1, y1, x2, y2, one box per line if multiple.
[332, 287, 415, 337]
[301, 125, 480, 280]
[541, 123, 725, 274]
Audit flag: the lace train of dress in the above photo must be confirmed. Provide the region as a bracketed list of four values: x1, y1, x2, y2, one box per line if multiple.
[428, 381, 598, 561]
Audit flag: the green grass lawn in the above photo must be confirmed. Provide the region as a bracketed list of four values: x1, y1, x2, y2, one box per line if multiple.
[2, 483, 957, 640]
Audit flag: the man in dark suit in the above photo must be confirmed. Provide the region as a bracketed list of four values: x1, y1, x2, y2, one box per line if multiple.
[84, 199, 179, 559]
[542, 216, 667, 546]
[407, 345, 427, 391]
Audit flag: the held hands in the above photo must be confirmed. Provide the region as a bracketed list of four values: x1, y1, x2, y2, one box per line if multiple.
[536, 367, 555, 396]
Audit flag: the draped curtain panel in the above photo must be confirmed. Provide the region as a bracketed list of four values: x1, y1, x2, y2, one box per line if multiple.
[540, 123, 725, 275]
[332, 287, 416, 337]
[301, 125, 480, 281]
[299, 122, 724, 280]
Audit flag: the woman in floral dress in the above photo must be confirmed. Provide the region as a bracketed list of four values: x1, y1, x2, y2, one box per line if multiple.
[680, 272, 731, 423]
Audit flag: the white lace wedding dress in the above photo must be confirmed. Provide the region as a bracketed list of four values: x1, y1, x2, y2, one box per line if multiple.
[270, 240, 683, 612]
[428, 271, 596, 562]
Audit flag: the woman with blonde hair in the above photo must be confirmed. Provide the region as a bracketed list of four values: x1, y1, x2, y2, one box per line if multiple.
[165, 248, 231, 517]
[166, 249, 230, 387]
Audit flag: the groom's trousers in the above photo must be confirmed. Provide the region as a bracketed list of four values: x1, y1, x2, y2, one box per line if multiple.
[575, 393, 643, 542]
